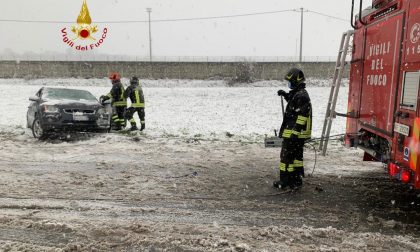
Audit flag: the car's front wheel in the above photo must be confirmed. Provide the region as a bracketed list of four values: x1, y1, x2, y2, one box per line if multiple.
[32, 118, 45, 139]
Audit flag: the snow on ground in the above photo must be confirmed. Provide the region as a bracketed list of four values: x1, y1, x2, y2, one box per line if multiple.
[0, 78, 348, 141]
[0, 77, 385, 182]
[0, 78, 419, 251]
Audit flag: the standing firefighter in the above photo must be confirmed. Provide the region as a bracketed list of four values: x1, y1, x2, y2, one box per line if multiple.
[274, 68, 312, 190]
[100, 72, 127, 130]
[124, 76, 145, 131]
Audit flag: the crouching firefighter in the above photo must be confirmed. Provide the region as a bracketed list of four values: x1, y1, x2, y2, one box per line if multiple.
[100, 72, 127, 131]
[273, 68, 312, 190]
[124, 76, 145, 131]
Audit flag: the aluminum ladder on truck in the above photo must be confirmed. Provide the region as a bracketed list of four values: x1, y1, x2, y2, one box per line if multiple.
[319, 30, 354, 156]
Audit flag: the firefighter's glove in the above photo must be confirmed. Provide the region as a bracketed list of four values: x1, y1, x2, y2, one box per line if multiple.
[100, 95, 109, 104]
[277, 90, 287, 97]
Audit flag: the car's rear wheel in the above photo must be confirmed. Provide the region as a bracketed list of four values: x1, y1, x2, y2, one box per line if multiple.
[32, 118, 45, 139]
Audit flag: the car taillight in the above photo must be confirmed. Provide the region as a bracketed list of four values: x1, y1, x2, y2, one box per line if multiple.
[388, 162, 399, 177]
[401, 170, 411, 184]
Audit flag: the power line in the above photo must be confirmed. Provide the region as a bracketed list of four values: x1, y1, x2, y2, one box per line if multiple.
[152, 9, 295, 22]
[0, 8, 348, 24]
[0, 9, 295, 23]
[306, 10, 349, 22]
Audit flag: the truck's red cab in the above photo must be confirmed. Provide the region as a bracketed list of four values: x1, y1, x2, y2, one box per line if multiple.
[346, 0, 420, 189]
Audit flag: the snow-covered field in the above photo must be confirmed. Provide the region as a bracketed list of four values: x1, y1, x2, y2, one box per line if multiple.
[0, 78, 348, 141]
[0, 78, 419, 251]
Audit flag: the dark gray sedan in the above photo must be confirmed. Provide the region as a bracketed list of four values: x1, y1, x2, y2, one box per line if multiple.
[27, 87, 111, 138]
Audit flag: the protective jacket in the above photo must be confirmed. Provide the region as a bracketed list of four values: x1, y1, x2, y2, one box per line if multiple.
[125, 83, 145, 108]
[106, 81, 127, 107]
[280, 83, 312, 139]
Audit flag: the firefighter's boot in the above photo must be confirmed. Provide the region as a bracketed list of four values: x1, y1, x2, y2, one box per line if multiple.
[289, 171, 303, 190]
[140, 123, 145, 131]
[113, 121, 122, 131]
[273, 171, 289, 189]
[295, 174, 303, 188]
[130, 125, 138, 131]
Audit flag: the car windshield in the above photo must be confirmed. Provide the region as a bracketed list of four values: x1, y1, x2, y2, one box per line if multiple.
[43, 88, 97, 101]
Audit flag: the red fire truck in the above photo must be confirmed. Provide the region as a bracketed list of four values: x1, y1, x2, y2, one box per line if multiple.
[346, 0, 420, 189]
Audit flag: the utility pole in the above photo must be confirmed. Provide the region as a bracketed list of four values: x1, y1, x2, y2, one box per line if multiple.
[299, 7, 304, 63]
[147, 8, 152, 62]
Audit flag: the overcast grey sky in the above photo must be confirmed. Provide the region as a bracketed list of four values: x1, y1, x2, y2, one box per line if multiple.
[0, 0, 371, 58]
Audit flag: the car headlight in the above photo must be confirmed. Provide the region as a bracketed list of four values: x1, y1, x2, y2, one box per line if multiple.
[43, 105, 59, 113]
[97, 108, 108, 115]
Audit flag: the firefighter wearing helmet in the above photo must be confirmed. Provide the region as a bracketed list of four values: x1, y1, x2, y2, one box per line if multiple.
[274, 68, 312, 190]
[124, 76, 145, 131]
[100, 72, 127, 130]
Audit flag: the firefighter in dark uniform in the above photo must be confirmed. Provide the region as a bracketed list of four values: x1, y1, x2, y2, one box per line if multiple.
[274, 68, 312, 190]
[124, 76, 145, 131]
[100, 72, 127, 130]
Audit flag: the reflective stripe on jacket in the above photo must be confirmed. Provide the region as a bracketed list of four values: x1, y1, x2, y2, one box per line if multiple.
[106, 82, 127, 107]
[280, 83, 312, 139]
[125, 84, 145, 108]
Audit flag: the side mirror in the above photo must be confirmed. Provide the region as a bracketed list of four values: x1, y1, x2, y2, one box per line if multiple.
[29, 96, 40, 102]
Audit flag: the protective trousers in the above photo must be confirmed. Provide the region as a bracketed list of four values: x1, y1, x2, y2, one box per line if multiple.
[279, 138, 305, 186]
[112, 106, 126, 129]
[125, 107, 145, 127]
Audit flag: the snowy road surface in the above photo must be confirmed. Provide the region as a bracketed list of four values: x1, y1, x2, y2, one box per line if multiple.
[0, 79, 419, 251]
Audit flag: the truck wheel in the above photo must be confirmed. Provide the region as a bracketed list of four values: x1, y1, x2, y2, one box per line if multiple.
[32, 118, 45, 139]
